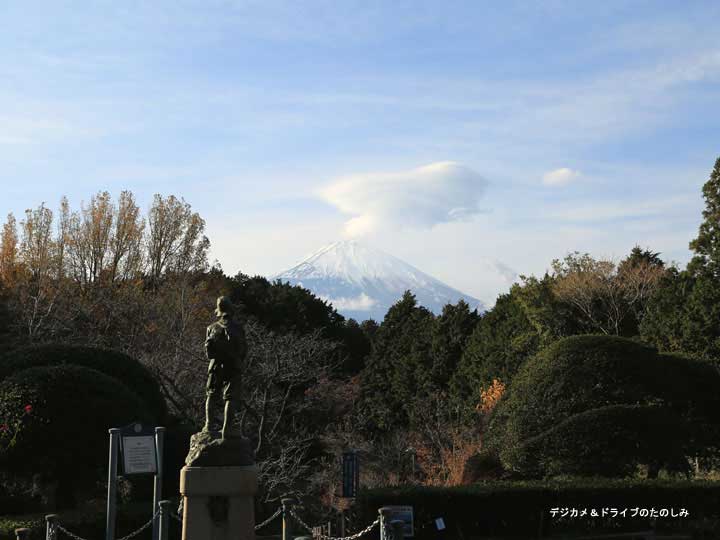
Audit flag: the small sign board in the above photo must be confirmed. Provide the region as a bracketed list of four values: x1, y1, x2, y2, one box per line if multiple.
[385, 506, 414, 537]
[119, 422, 157, 475]
[342, 451, 359, 498]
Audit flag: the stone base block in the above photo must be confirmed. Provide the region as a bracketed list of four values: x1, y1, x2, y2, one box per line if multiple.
[180, 465, 258, 540]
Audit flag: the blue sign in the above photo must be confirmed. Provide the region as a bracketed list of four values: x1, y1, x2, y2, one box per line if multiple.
[342, 451, 359, 498]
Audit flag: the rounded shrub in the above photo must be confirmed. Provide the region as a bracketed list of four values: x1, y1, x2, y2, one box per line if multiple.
[0, 344, 166, 420]
[507, 404, 689, 478]
[0, 365, 151, 504]
[487, 335, 720, 477]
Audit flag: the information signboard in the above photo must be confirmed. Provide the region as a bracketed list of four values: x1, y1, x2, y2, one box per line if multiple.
[119, 422, 158, 476]
[384, 506, 414, 537]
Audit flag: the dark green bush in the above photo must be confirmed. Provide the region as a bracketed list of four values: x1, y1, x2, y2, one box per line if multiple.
[486, 335, 720, 476]
[0, 365, 151, 506]
[0, 344, 166, 420]
[508, 405, 690, 478]
[357, 480, 720, 539]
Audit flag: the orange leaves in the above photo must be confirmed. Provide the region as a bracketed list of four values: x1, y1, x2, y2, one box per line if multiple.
[476, 378, 505, 416]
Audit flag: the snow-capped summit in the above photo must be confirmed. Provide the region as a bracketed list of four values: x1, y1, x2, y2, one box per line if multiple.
[274, 240, 485, 321]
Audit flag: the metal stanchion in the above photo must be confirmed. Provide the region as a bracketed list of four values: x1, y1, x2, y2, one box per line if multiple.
[378, 507, 392, 540]
[152, 427, 166, 540]
[45, 514, 58, 540]
[158, 500, 171, 540]
[106, 428, 121, 540]
[282, 498, 296, 540]
[15, 528, 29, 540]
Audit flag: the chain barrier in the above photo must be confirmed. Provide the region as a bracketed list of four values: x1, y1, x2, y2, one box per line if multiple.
[170, 505, 280, 530]
[289, 508, 380, 540]
[254, 507, 282, 530]
[288, 507, 314, 533]
[53, 510, 160, 540]
[168, 504, 282, 531]
[55, 524, 92, 540]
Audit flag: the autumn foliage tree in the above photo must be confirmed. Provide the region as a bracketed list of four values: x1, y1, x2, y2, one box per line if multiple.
[0, 191, 212, 343]
[0, 214, 18, 286]
[551, 249, 665, 336]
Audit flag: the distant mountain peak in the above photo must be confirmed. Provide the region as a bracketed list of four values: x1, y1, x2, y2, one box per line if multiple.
[274, 241, 485, 321]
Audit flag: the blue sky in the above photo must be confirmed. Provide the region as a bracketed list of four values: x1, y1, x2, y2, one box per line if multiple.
[1, 1, 718, 304]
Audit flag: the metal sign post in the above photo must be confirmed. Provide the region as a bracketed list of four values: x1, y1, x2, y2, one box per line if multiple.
[106, 422, 164, 540]
[152, 427, 165, 540]
[106, 428, 120, 540]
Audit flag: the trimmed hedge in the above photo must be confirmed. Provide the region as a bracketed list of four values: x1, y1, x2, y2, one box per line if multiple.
[0, 365, 151, 503]
[357, 480, 720, 539]
[0, 344, 166, 420]
[487, 335, 720, 476]
[508, 405, 689, 478]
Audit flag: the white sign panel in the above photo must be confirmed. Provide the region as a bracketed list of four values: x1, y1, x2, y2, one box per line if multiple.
[122, 435, 157, 475]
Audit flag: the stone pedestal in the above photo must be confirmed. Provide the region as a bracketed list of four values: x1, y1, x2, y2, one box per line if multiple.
[180, 465, 258, 540]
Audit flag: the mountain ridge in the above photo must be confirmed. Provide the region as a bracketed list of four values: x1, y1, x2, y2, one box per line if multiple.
[274, 240, 485, 321]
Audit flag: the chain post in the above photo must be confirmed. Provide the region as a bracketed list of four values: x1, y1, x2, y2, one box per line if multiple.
[294, 537, 312, 540]
[282, 498, 296, 540]
[152, 427, 165, 540]
[15, 529, 29, 540]
[378, 508, 392, 540]
[158, 500, 171, 540]
[389, 520, 404, 540]
[106, 428, 121, 540]
[46, 514, 58, 540]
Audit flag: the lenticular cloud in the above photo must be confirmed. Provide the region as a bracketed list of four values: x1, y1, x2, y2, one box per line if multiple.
[319, 161, 488, 237]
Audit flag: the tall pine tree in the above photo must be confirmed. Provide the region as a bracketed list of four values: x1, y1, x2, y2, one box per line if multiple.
[641, 157, 720, 366]
[358, 291, 435, 431]
[689, 157, 720, 275]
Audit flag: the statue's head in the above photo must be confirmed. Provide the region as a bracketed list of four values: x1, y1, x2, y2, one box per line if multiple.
[215, 296, 235, 318]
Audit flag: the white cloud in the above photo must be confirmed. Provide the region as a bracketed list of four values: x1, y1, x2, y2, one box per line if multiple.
[324, 293, 377, 311]
[542, 168, 581, 186]
[319, 161, 488, 237]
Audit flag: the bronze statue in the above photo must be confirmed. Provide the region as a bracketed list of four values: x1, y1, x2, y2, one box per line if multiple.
[203, 296, 246, 439]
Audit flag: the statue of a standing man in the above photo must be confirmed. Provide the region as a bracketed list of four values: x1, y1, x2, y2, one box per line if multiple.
[204, 296, 246, 440]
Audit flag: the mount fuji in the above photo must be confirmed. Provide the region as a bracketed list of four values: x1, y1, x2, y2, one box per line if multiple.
[274, 240, 485, 322]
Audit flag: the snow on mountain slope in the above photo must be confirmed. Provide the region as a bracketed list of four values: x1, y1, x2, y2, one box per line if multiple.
[274, 240, 485, 321]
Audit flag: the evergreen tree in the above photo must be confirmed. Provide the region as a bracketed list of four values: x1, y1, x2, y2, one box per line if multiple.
[641, 158, 720, 366]
[360, 318, 379, 343]
[341, 318, 372, 374]
[358, 291, 434, 431]
[450, 293, 539, 418]
[429, 300, 480, 390]
[689, 157, 720, 275]
[618, 246, 664, 274]
[640, 268, 720, 366]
